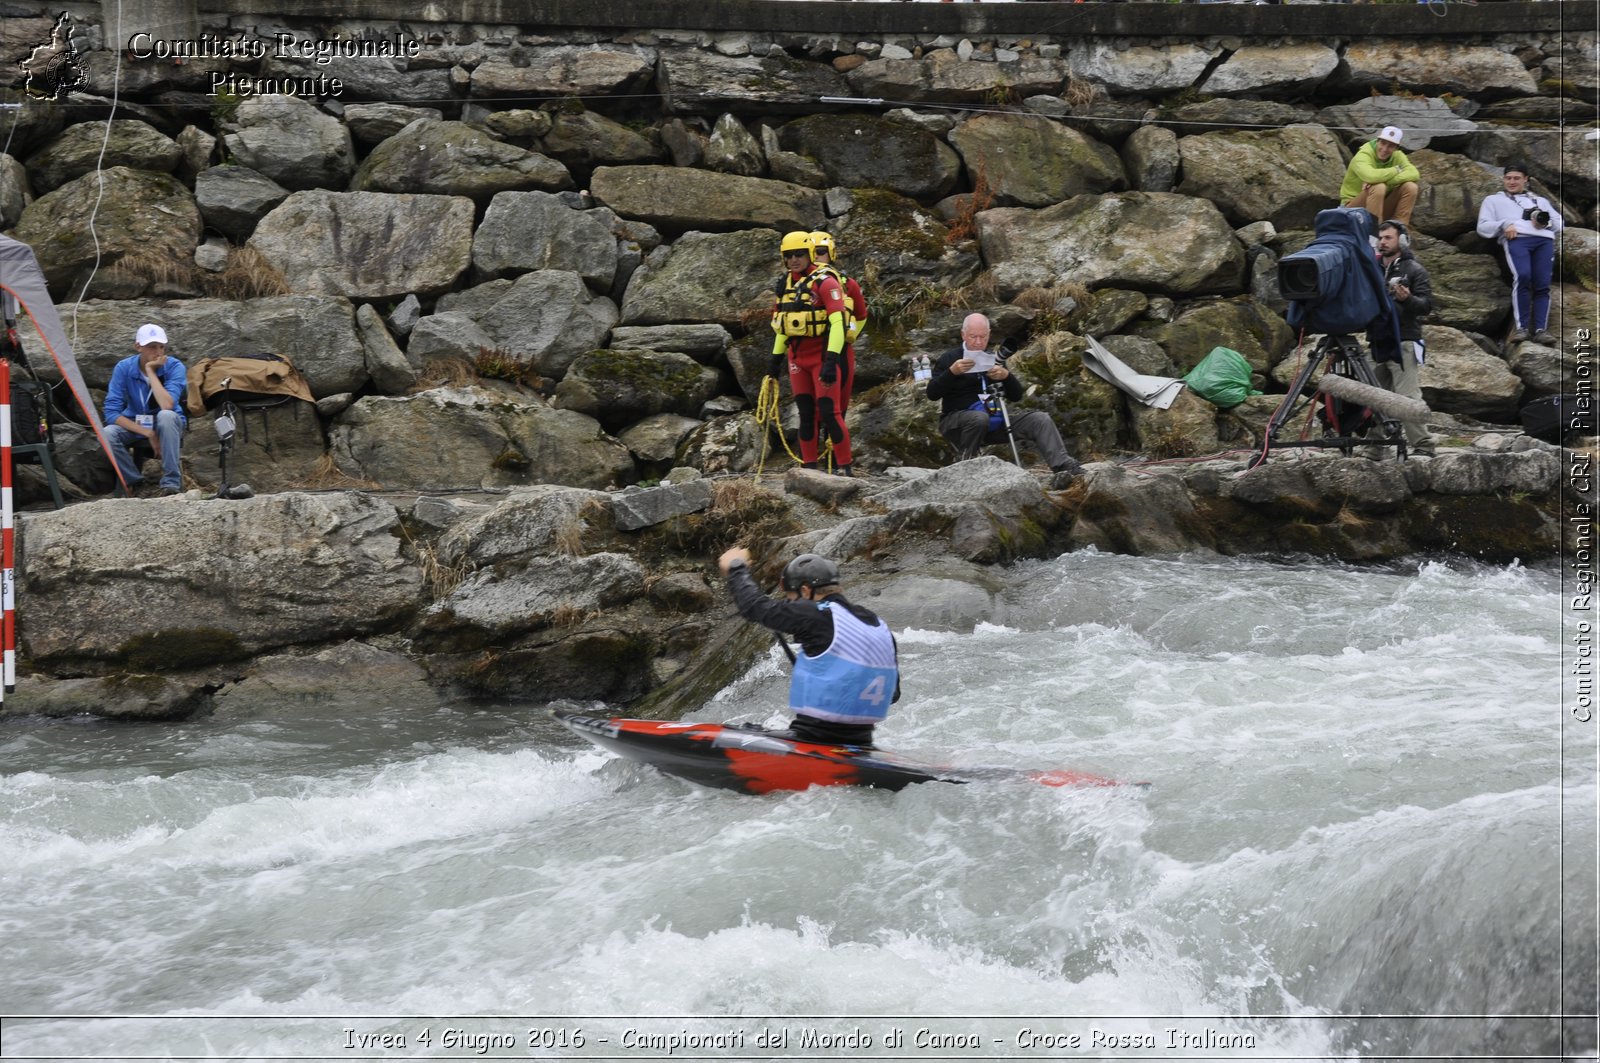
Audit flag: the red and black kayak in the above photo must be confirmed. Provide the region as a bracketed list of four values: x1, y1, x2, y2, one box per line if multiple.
[553, 708, 1142, 795]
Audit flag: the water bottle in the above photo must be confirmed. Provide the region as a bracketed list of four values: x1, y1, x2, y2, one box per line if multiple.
[913, 354, 931, 382]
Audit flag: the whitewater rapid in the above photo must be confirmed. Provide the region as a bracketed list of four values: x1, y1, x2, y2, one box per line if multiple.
[1, 552, 1592, 1060]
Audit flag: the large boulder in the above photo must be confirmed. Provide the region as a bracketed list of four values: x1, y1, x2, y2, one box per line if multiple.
[25, 119, 182, 194]
[329, 387, 633, 490]
[946, 113, 1125, 207]
[835, 188, 982, 291]
[1338, 42, 1540, 99]
[18, 492, 422, 671]
[249, 190, 474, 300]
[1176, 125, 1346, 230]
[1415, 325, 1525, 422]
[619, 228, 779, 328]
[1420, 243, 1512, 334]
[1202, 43, 1338, 97]
[221, 94, 356, 190]
[470, 46, 655, 98]
[19, 295, 372, 398]
[431, 485, 614, 569]
[845, 378, 947, 471]
[704, 113, 765, 177]
[1132, 296, 1295, 375]
[777, 114, 962, 200]
[552, 349, 721, 433]
[977, 192, 1246, 298]
[259, 55, 455, 106]
[471, 190, 618, 289]
[194, 165, 291, 242]
[0, 153, 30, 229]
[1070, 41, 1221, 94]
[1465, 129, 1595, 207]
[1128, 389, 1220, 458]
[846, 52, 1068, 106]
[1316, 97, 1479, 152]
[419, 554, 647, 646]
[432, 271, 619, 379]
[1068, 463, 1211, 556]
[193, 399, 328, 493]
[1121, 125, 1179, 194]
[211, 640, 437, 719]
[11, 167, 200, 300]
[590, 164, 824, 233]
[343, 103, 445, 146]
[1407, 149, 1503, 239]
[657, 50, 851, 114]
[538, 110, 661, 172]
[350, 119, 573, 199]
[610, 324, 732, 363]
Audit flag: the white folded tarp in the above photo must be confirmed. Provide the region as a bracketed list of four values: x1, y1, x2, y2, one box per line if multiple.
[1082, 335, 1185, 410]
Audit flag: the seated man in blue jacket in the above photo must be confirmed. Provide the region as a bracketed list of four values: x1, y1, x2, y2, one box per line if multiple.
[102, 323, 187, 495]
[718, 546, 899, 747]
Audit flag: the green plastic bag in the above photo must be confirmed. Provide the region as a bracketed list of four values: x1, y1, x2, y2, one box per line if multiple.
[1183, 346, 1260, 408]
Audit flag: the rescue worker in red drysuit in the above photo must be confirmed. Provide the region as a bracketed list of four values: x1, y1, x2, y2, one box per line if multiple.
[807, 230, 868, 449]
[767, 230, 852, 475]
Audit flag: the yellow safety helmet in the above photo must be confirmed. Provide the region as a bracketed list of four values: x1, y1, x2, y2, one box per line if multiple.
[808, 231, 836, 260]
[780, 230, 814, 261]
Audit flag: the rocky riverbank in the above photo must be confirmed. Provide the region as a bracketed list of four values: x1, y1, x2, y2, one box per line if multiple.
[4, 427, 1583, 720]
[0, 1, 1591, 717]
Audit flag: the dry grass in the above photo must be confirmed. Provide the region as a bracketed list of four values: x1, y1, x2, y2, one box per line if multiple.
[549, 603, 599, 628]
[103, 248, 198, 294]
[408, 356, 479, 393]
[474, 346, 543, 389]
[103, 244, 290, 300]
[293, 453, 382, 491]
[943, 271, 1001, 310]
[418, 538, 473, 597]
[1063, 75, 1101, 108]
[199, 246, 291, 300]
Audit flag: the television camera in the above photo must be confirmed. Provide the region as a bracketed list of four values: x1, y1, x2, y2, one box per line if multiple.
[1249, 207, 1428, 470]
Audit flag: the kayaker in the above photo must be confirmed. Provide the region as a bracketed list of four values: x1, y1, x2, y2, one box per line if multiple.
[718, 547, 900, 747]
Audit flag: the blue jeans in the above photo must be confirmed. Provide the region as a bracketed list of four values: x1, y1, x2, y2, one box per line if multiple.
[104, 410, 184, 490]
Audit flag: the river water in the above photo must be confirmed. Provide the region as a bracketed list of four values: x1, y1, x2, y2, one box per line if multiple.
[1, 552, 1593, 1062]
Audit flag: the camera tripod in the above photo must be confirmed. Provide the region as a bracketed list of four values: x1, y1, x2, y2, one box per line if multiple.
[1248, 334, 1408, 470]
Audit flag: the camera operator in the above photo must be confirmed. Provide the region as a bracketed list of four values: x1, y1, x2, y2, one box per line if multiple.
[1476, 162, 1564, 346]
[1370, 220, 1435, 454]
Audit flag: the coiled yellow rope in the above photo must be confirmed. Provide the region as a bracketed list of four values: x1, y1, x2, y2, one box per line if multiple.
[753, 374, 831, 478]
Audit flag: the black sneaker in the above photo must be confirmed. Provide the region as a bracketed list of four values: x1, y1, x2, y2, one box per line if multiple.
[834, 464, 853, 477]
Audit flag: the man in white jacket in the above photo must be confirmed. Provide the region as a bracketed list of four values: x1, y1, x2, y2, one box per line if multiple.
[1476, 162, 1564, 345]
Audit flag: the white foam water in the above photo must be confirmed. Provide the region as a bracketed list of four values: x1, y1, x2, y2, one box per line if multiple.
[0, 553, 1592, 1060]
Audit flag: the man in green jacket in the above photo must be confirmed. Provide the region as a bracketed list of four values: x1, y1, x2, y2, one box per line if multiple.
[1339, 125, 1419, 227]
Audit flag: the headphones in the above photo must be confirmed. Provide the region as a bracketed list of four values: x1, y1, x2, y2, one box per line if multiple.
[1381, 220, 1411, 252]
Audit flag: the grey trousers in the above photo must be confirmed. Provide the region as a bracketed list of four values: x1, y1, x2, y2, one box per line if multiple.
[939, 408, 1074, 469]
[1375, 340, 1431, 447]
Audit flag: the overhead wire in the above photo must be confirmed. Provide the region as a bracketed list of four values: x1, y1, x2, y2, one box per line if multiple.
[69, 0, 125, 350]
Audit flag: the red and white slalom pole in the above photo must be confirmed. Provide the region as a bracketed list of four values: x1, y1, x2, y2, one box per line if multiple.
[1, 357, 14, 695]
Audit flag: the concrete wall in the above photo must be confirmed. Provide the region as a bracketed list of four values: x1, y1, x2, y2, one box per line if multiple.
[170, 0, 1585, 39]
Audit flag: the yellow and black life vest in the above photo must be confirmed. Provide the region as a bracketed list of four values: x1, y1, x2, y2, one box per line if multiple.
[772, 270, 833, 338]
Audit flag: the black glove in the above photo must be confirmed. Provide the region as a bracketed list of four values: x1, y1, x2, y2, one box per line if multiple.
[819, 355, 838, 386]
[766, 354, 786, 379]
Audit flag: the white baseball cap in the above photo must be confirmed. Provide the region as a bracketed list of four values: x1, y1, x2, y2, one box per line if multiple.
[135, 323, 168, 346]
[1377, 126, 1404, 145]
